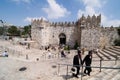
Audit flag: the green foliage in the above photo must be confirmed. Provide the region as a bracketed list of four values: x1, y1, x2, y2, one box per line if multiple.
[117, 26, 120, 36]
[114, 39, 120, 46]
[74, 41, 79, 49]
[114, 27, 120, 46]
[24, 25, 31, 34]
[8, 26, 20, 36]
[64, 45, 70, 50]
[22, 25, 31, 38]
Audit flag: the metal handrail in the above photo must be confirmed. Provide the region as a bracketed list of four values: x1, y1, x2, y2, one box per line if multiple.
[57, 63, 120, 80]
[58, 63, 120, 69]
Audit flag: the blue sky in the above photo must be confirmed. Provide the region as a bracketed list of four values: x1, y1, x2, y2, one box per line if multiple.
[0, 0, 120, 27]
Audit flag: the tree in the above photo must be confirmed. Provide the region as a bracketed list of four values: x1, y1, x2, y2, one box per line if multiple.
[22, 25, 31, 38]
[74, 40, 79, 49]
[8, 26, 20, 36]
[114, 26, 120, 46]
[117, 26, 120, 36]
[114, 39, 120, 46]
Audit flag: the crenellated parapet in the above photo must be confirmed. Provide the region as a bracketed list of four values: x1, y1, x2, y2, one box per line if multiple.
[100, 26, 116, 31]
[31, 18, 50, 28]
[32, 18, 77, 28]
[50, 21, 76, 27]
[77, 14, 101, 29]
[31, 14, 101, 29]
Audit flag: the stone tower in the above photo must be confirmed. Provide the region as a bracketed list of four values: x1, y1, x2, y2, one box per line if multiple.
[31, 15, 118, 50]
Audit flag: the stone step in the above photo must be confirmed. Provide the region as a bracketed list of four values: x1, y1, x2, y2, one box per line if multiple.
[111, 72, 120, 80]
[99, 50, 111, 60]
[102, 49, 117, 59]
[109, 46, 120, 52]
[106, 48, 120, 56]
[82, 69, 100, 80]
[96, 52, 106, 60]
[87, 64, 120, 80]
[87, 70, 119, 80]
[113, 46, 120, 49]
[102, 69, 119, 80]
[94, 51, 103, 60]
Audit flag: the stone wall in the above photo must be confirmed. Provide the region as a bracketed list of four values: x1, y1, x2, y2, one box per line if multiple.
[81, 27, 118, 50]
[81, 28, 100, 50]
[31, 19, 78, 48]
[31, 15, 119, 50]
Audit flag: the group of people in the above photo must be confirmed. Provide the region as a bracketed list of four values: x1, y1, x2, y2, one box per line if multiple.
[72, 49, 92, 78]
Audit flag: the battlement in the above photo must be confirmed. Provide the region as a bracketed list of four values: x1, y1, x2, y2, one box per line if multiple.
[31, 14, 101, 28]
[31, 18, 49, 25]
[77, 14, 101, 28]
[50, 21, 76, 27]
[31, 14, 118, 32]
[100, 26, 116, 31]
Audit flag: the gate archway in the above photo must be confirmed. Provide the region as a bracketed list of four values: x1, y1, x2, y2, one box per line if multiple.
[59, 33, 66, 45]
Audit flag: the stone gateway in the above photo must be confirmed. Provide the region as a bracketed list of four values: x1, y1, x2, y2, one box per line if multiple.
[31, 14, 119, 50]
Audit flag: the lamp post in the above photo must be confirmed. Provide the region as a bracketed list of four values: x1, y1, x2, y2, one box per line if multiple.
[80, 24, 85, 49]
[0, 20, 4, 39]
[0, 20, 6, 40]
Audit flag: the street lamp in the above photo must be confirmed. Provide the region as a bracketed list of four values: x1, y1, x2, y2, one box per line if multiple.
[80, 24, 85, 48]
[0, 20, 3, 23]
[0, 20, 6, 40]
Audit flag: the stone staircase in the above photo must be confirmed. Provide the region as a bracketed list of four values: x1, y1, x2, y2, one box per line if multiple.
[82, 46, 120, 80]
[86, 64, 120, 80]
[95, 46, 120, 60]
[55, 46, 120, 80]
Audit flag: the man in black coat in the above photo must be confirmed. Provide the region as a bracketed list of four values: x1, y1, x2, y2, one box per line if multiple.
[82, 50, 92, 76]
[72, 50, 82, 78]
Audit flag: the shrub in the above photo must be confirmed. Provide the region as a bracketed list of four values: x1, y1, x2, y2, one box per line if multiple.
[114, 27, 120, 46]
[114, 39, 120, 46]
[74, 41, 79, 49]
[64, 45, 70, 50]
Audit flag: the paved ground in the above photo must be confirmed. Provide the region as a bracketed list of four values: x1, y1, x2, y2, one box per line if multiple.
[0, 40, 120, 80]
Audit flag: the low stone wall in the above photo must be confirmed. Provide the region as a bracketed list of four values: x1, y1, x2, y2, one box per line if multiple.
[0, 45, 25, 58]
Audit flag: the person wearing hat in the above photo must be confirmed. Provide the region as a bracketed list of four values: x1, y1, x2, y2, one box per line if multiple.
[82, 50, 92, 76]
[72, 50, 82, 78]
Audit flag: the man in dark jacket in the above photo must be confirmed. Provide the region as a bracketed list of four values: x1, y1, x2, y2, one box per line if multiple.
[82, 50, 92, 76]
[72, 50, 82, 78]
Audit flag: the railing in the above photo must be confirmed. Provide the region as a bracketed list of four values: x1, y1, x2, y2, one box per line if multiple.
[99, 58, 119, 72]
[57, 59, 120, 80]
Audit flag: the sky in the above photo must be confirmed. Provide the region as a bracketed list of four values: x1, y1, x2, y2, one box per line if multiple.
[0, 0, 120, 27]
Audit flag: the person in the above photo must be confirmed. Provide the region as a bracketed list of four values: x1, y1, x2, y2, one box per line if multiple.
[82, 50, 92, 76]
[72, 50, 82, 78]
[82, 48, 85, 55]
[61, 50, 66, 57]
[2, 51, 8, 57]
[28, 43, 30, 49]
[48, 50, 52, 59]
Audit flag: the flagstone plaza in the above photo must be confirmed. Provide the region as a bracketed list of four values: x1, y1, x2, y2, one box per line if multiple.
[0, 39, 120, 80]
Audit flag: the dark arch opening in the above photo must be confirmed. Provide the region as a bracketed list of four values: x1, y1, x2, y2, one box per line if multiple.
[59, 33, 66, 45]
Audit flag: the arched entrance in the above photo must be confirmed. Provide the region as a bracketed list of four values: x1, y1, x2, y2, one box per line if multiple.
[59, 33, 66, 45]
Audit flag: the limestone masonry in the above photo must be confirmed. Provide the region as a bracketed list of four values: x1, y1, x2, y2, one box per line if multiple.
[31, 14, 119, 50]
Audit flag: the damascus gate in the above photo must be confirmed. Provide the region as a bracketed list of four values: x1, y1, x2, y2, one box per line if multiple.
[31, 14, 119, 50]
